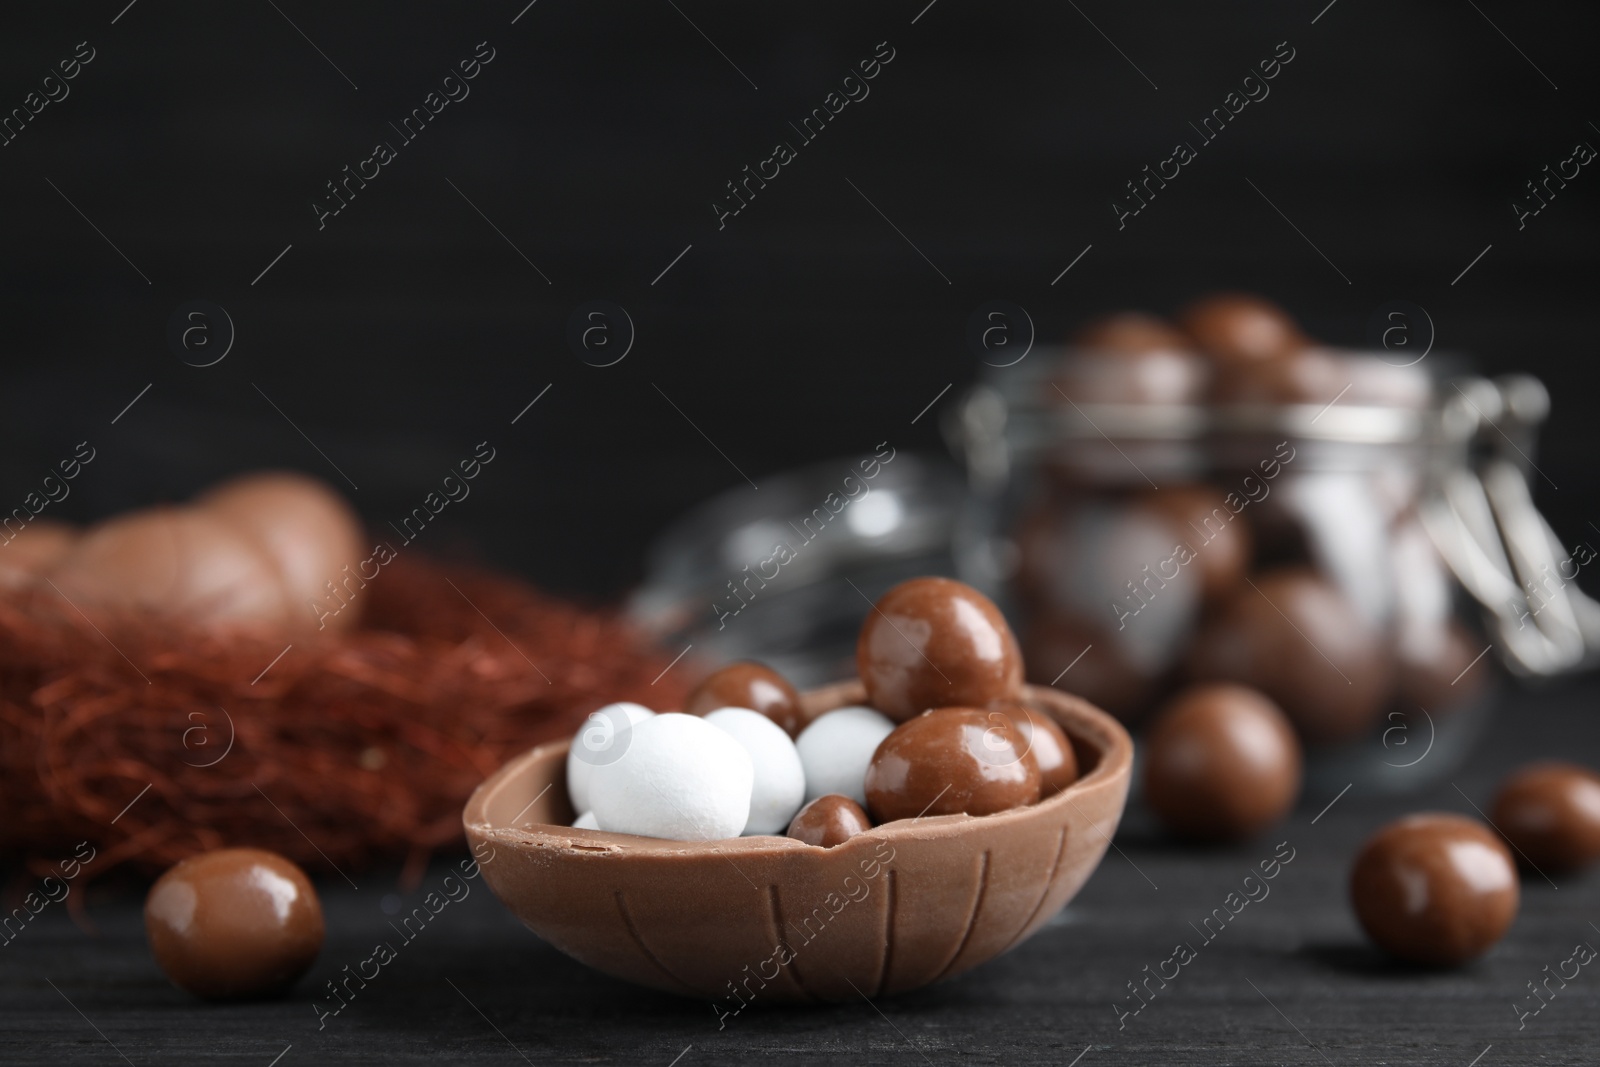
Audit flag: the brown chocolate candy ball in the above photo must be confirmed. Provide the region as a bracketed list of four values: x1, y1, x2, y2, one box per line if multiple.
[1135, 485, 1254, 601]
[1054, 312, 1207, 406]
[787, 794, 873, 847]
[858, 577, 1024, 722]
[684, 660, 806, 736]
[1143, 683, 1301, 841]
[145, 848, 324, 1000]
[1351, 814, 1518, 966]
[865, 707, 1042, 823]
[1184, 567, 1389, 744]
[1073, 311, 1195, 355]
[1491, 762, 1600, 872]
[1178, 292, 1308, 366]
[992, 700, 1078, 794]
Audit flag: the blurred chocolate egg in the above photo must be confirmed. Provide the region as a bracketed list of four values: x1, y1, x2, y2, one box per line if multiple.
[199, 472, 365, 632]
[1178, 293, 1308, 366]
[51, 507, 292, 630]
[0, 519, 78, 588]
[1184, 567, 1389, 743]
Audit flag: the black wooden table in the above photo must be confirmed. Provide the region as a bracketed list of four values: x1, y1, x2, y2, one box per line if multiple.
[5, 675, 1598, 1066]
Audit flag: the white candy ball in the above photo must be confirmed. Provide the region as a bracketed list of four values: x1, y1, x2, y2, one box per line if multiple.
[572, 811, 600, 830]
[796, 705, 896, 806]
[590, 713, 753, 841]
[566, 702, 655, 814]
[704, 707, 807, 835]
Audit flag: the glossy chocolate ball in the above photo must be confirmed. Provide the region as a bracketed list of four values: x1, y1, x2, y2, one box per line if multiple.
[787, 794, 873, 847]
[865, 707, 1041, 823]
[1135, 485, 1253, 600]
[1491, 762, 1600, 872]
[145, 848, 324, 999]
[684, 661, 806, 736]
[1350, 814, 1518, 966]
[1184, 567, 1389, 744]
[1143, 684, 1301, 841]
[857, 577, 1024, 722]
[1178, 292, 1308, 366]
[992, 701, 1078, 794]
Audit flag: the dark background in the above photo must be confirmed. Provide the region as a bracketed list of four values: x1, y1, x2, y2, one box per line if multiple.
[4, 5, 1600, 1063]
[2, 0, 1595, 600]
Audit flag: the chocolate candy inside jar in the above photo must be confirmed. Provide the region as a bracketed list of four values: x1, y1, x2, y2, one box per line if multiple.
[949, 294, 1596, 798]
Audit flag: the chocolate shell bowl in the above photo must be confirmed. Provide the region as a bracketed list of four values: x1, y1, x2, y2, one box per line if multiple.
[463, 680, 1132, 1002]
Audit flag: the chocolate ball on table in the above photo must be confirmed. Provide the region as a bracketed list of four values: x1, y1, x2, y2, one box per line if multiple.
[787, 795, 873, 848]
[684, 660, 806, 736]
[991, 700, 1078, 795]
[1350, 814, 1518, 966]
[1143, 683, 1301, 841]
[1184, 567, 1389, 744]
[1177, 293, 1308, 367]
[857, 577, 1024, 722]
[145, 848, 324, 1000]
[1491, 762, 1600, 873]
[865, 707, 1041, 824]
[1339, 352, 1433, 408]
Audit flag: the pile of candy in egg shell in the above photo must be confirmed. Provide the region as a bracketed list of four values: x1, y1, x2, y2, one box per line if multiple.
[563, 576, 1079, 847]
[130, 575, 1600, 1000]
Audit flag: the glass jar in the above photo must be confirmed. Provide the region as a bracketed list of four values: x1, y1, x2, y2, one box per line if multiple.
[948, 339, 1596, 797]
